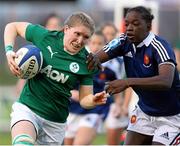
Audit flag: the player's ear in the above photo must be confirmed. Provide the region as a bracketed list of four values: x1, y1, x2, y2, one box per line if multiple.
[63, 25, 70, 33]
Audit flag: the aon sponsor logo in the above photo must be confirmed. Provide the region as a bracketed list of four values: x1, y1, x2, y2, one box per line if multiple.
[40, 65, 69, 83]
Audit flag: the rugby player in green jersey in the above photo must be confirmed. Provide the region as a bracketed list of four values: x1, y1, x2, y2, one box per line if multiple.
[4, 12, 107, 145]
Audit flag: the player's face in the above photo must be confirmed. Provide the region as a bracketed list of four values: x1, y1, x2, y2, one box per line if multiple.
[125, 11, 149, 44]
[88, 34, 105, 53]
[64, 25, 91, 54]
[102, 26, 117, 43]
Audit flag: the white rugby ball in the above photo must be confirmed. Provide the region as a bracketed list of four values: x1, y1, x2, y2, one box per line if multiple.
[15, 45, 43, 79]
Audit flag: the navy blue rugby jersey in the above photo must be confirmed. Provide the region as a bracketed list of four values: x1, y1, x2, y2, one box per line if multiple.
[103, 32, 180, 116]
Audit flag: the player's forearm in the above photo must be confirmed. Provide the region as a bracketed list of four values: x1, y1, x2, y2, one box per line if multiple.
[96, 49, 109, 63]
[79, 94, 96, 109]
[127, 76, 172, 90]
[127, 64, 174, 90]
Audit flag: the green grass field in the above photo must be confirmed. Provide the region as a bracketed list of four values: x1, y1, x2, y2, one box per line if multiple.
[92, 133, 107, 145]
[0, 132, 106, 145]
[0, 132, 11, 145]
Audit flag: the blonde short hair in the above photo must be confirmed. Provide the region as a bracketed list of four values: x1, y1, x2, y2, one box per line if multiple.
[64, 12, 95, 35]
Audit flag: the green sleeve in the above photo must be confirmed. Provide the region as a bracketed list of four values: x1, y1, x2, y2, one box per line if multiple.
[25, 24, 48, 45]
[79, 74, 93, 85]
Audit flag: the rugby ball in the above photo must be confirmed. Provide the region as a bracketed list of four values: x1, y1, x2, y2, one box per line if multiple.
[15, 45, 43, 79]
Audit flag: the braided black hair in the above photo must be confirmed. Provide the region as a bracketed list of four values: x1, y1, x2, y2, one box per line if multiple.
[127, 6, 154, 24]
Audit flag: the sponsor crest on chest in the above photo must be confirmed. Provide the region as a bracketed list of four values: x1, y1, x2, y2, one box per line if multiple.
[69, 62, 80, 73]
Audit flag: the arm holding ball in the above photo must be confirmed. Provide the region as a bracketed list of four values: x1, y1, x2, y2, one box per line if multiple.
[4, 22, 30, 76]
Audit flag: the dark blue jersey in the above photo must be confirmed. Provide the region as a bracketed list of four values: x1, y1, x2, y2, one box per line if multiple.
[104, 32, 180, 116]
[69, 67, 116, 120]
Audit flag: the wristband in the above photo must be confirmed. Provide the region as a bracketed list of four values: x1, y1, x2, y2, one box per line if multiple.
[5, 45, 13, 53]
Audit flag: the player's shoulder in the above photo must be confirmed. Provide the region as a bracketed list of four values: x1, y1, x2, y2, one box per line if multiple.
[151, 34, 174, 55]
[41, 30, 62, 40]
[28, 24, 62, 37]
[28, 24, 47, 31]
[49, 30, 63, 36]
[153, 34, 170, 46]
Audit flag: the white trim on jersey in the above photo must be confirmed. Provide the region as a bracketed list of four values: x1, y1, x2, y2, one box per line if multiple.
[103, 45, 110, 53]
[153, 38, 170, 60]
[151, 39, 170, 62]
[159, 62, 175, 68]
[151, 40, 166, 61]
[151, 38, 170, 62]
[137, 32, 155, 48]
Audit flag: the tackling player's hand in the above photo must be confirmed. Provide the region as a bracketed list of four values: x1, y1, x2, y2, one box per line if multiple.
[93, 91, 107, 105]
[6, 51, 21, 76]
[105, 79, 129, 95]
[86, 53, 103, 71]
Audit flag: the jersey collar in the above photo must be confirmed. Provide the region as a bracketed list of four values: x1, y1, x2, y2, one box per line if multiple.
[136, 32, 155, 48]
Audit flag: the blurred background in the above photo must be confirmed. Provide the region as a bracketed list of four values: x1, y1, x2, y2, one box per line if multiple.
[1, 0, 180, 144]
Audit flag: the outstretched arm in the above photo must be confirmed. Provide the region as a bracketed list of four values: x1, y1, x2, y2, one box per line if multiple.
[105, 64, 175, 95]
[79, 85, 107, 109]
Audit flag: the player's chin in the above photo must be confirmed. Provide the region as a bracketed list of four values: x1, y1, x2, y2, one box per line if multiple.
[128, 37, 135, 43]
[72, 47, 82, 54]
[130, 39, 140, 44]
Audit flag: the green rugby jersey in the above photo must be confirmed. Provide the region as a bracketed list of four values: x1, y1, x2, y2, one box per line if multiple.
[18, 24, 96, 123]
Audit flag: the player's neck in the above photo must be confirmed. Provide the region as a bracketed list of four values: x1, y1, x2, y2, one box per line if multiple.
[64, 48, 76, 55]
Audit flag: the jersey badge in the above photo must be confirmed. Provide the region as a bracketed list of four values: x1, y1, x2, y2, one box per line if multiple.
[69, 62, 80, 73]
[130, 115, 137, 124]
[143, 54, 151, 68]
[99, 73, 106, 80]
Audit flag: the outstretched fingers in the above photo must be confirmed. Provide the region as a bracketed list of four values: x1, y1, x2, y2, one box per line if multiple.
[94, 91, 108, 105]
